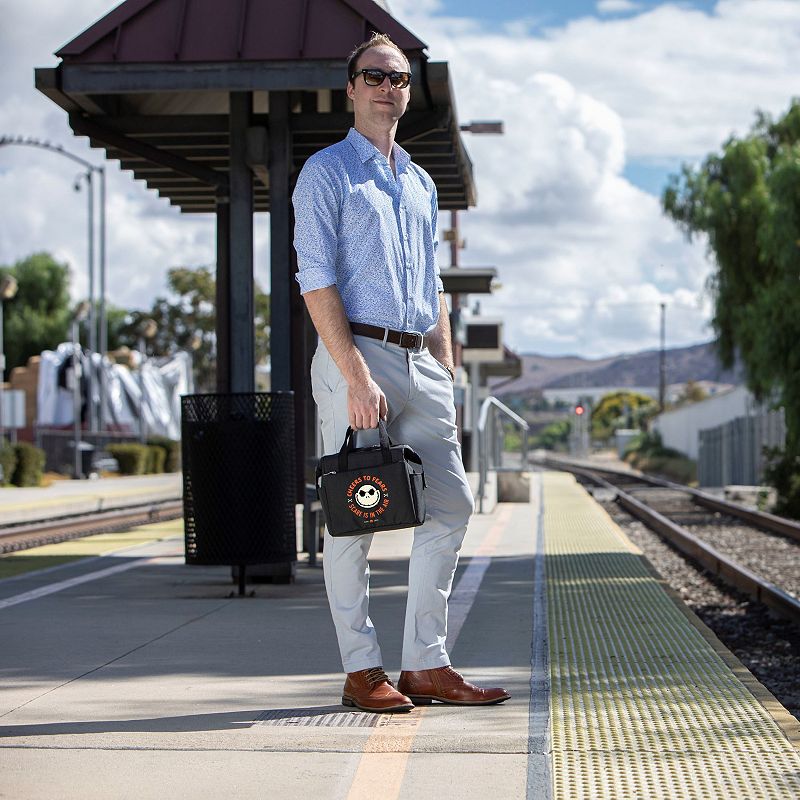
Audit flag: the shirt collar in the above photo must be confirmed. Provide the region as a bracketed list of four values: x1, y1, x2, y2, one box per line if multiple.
[346, 128, 411, 172]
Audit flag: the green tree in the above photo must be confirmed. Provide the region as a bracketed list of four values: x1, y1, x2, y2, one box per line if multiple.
[104, 305, 136, 353]
[0, 253, 72, 372]
[669, 380, 708, 408]
[663, 99, 800, 511]
[591, 391, 658, 441]
[116, 266, 270, 392]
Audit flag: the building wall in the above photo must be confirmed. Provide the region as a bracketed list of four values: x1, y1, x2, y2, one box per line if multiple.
[651, 385, 756, 459]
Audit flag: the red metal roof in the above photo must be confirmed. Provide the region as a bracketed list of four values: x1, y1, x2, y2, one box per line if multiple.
[57, 0, 427, 63]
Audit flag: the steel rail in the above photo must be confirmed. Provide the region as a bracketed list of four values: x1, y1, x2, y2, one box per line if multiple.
[549, 462, 800, 625]
[540, 454, 800, 545]
[0, 500, 183, 554]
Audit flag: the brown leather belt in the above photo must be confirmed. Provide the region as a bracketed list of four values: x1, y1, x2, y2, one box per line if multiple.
[350, 322, 425, 349]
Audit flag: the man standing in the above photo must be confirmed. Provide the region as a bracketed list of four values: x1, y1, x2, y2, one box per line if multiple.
[292, 33, 509, 713]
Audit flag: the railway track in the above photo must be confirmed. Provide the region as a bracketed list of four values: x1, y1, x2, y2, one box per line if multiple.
[0, 500, 184, 555]
[541, 456, 800, 625]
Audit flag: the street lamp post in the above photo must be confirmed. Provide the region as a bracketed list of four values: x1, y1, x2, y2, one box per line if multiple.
[73, 170, 97, 432]
[0, 275, 19, 443]
[659, 302, 667, 412]
[71, 301, 91, 479]
[0, 135, 107, 430]
[188, 332, 202, 394]
[451, 120, 503, 469]
[138, 319, 158, 444]
[98, 167, 107, 431]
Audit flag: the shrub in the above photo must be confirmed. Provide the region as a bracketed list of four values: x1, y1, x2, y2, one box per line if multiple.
[535, 420, 572, 451]
[624, 431, 697, 484]
[504, 428, 522, 453]
[11, 442, 46, 487]
[0, 441, 17, 486]
[633, 454, 697, 484]
[108, 443, 149, 475]
[762, 448, 800, 519]
[146, 445, 166, 474]
[146, 436, 181, 472]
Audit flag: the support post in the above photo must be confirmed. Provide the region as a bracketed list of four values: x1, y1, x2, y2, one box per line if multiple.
[228, 91, 255, 393]
[215, 199, 231, 393]
[268, 91, 292, 392]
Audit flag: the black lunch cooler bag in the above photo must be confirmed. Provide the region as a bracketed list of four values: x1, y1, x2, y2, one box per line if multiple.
[316, 420, 426, 537]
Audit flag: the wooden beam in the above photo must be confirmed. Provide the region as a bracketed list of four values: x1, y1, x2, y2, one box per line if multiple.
[69, 113, 229, 192]
[60, 61, 345, 94]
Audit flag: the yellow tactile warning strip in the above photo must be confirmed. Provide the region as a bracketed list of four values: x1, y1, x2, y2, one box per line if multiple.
[543, 472, 800, 799]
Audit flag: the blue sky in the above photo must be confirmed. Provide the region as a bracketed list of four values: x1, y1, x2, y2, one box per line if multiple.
[434, 0, 718, 29]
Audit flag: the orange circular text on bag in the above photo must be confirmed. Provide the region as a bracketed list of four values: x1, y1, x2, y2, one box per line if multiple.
[346, 475, 390, 522]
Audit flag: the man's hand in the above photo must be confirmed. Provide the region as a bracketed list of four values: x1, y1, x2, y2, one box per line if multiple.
[348, 376, 388, 430]
[427, 293, 455, 379]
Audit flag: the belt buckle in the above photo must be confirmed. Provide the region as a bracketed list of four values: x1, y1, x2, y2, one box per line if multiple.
[401, 331, 423, 349]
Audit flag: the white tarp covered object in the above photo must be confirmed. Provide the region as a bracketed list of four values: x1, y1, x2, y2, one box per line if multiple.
[36, 344, 192, 440]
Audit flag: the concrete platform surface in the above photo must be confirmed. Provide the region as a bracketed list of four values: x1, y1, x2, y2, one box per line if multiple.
[0, 474, 182, 525]
[0, 485, 538, 799]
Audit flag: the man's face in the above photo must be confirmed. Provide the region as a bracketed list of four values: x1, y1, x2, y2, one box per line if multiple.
[347, 45, 410, 129]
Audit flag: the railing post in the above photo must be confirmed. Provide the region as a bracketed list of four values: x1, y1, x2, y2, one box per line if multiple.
[476, 395, 530, 513]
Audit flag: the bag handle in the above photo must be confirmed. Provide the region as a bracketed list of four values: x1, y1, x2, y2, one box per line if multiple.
[338, 418, 392, 472]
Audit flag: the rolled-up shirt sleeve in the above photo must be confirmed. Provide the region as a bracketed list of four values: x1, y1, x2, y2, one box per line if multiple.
[431, 182, 444, 293]
[292, 158, 340, 294]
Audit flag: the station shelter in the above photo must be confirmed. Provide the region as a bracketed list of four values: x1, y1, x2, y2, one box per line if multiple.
[36, 0, 484, 565]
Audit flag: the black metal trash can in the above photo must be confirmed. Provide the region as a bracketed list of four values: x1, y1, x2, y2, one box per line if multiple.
[181, 393, 296, 568]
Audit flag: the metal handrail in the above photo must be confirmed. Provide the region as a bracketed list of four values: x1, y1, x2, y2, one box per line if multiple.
[477, 396, 529, 513]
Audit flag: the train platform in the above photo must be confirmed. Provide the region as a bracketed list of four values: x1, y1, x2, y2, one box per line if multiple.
[1, 473, 799, 798]
[0, 473, 182, 525]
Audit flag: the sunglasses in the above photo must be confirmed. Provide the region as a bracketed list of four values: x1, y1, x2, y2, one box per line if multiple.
[351, 68, 412, 89]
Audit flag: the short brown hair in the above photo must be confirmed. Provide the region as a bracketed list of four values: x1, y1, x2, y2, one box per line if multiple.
[347, 33, 409, 85]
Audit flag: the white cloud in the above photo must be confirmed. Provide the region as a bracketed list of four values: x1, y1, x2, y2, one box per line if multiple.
[390, 0, 798, 355]
[597, 0, 642, 14]
[1, 1, 798, 358]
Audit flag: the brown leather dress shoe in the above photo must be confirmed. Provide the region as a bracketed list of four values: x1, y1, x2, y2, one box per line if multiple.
[397, 666, 510, 705]
[342, 667, 415, 713]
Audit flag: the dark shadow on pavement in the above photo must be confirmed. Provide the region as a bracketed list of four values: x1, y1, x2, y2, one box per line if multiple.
[0, 705, 376, 738]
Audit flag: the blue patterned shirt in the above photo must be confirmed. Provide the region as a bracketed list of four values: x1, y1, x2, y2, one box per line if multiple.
[292, 128, 442, 334]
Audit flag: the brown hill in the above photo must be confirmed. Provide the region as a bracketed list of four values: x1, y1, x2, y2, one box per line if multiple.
[493, 341, 743, 395]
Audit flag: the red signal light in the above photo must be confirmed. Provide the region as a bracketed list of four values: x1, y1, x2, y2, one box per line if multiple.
[574, 404, 585, 416]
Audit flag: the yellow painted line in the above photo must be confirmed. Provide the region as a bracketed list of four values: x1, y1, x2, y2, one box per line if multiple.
[345, 504, 514, 800]
[0, 520, 184, 579]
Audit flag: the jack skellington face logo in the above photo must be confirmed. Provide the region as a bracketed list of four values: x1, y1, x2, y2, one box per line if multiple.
[354, 482, 381, 509]
[346, 474, 390, 522]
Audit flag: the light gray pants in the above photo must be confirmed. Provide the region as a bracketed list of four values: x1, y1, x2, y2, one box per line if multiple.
[311, 334, 474, 673]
